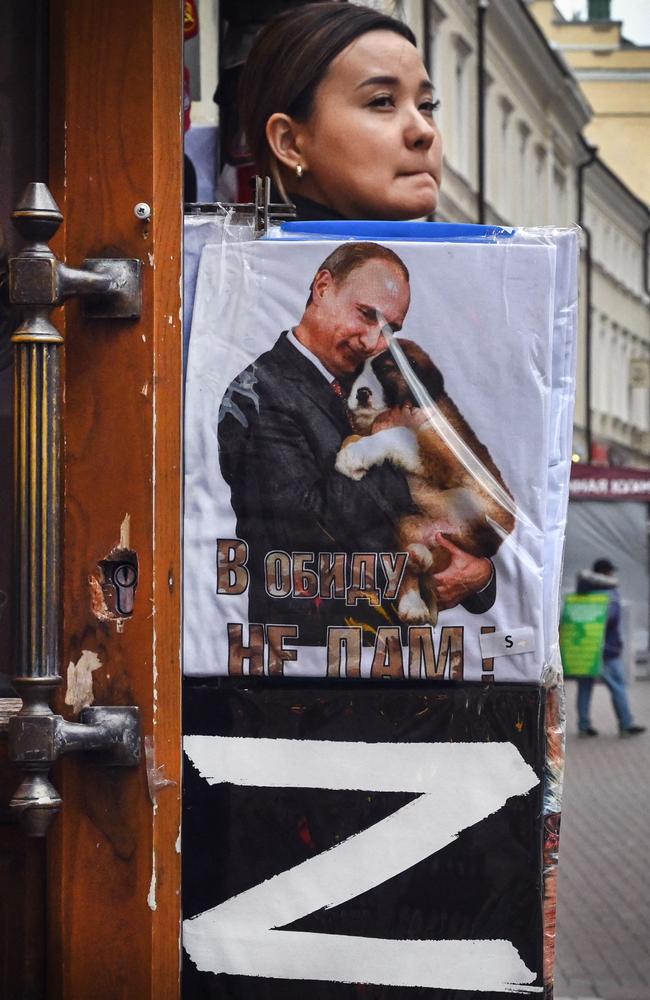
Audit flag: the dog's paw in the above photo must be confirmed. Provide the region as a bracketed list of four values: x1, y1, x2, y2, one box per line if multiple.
[406, 543, 434, 572]
[335, 441, 369, 480]
[397, 590, 435, 625]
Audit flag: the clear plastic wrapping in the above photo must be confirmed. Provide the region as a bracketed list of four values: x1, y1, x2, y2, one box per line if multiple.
[183, 207, 256, 359]
[181, 215, 580, 997]
[183, 221, 578, 685]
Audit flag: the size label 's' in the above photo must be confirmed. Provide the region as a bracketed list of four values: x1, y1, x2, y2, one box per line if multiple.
[479, 627, 535, 659]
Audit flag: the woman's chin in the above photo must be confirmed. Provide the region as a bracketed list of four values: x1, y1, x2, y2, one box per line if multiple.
[383, 178, 438, 220]
[347, 179, 439, 220]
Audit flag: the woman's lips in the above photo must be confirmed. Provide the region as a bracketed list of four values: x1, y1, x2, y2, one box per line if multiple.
[399, 170, 435, 179]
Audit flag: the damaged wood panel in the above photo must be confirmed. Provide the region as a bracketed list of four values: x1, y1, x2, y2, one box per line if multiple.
[46, 1, 182, 997]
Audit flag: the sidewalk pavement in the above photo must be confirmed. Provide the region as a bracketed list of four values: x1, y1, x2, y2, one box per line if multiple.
[554, 676, 650, 1000]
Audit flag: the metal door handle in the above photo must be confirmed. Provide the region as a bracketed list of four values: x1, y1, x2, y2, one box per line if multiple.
[6, 183, 142, 837]
[10, 183, 141, 318]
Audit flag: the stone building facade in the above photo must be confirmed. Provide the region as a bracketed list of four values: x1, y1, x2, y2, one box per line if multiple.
[530, 0, 650, 205]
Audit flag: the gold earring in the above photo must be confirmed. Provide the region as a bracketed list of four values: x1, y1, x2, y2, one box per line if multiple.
[295, 163, 304, 179]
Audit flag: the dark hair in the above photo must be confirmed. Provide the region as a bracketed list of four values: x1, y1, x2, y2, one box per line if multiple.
[593, 558, 616, 575]
[240, 2, 417, 180]
[307, 241, 409, 304]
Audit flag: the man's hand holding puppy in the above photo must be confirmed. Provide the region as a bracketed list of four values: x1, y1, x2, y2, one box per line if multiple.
[394, 406, 496, 609]
[432, 534, 494, 612]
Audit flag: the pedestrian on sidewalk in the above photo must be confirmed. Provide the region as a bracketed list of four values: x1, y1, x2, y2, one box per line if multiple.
[576, 558, 646, 737]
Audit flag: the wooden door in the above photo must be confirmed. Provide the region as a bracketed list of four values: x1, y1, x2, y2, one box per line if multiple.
[2, 2, 183, 997]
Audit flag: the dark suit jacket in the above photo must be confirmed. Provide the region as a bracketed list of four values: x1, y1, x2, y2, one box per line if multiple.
[218, 333, 495, 644]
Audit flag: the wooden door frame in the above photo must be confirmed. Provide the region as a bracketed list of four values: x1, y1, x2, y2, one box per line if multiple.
[47, 2, 182, 995]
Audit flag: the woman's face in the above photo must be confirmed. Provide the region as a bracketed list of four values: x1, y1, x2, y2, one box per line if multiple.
[294, 30, 442, 220]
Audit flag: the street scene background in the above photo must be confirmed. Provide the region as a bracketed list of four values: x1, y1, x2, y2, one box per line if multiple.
[182, 2, 650, 997]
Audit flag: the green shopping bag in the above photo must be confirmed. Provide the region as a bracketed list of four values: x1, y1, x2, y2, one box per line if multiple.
[560, 593, 610, 678]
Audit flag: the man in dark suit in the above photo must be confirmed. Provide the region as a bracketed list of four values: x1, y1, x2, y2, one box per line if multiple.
[218, 241, 495, 645]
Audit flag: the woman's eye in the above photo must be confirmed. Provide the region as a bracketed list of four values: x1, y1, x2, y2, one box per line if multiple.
[368, 94, 395, 109]
[420, 99, 441, 116]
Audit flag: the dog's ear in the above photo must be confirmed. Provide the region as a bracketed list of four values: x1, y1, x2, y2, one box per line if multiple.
[399, 341, 445, 403]
[369, 351, 403, 407]
[410, 358, 444, 403]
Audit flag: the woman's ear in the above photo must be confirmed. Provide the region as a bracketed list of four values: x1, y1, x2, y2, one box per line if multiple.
[266, 113, 306, 173]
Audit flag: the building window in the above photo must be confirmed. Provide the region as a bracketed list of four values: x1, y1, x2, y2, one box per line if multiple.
[619, 338, 627, 422]
[610, 325, 622, 421]
[612, 230, 622, 283]
[534, 144, 547, 225]
[498, 97, 514, 221]
[452, 34, 472, 181]
[424, 0, 446, 101]
[598, 319, 610, 415]
[517, 123, 531, 225]
[628, 339, 648, 431]
[553, 164, 567, 224]
[590, 212, 600, 261]
[623, 240, 636, 294]
[603, 223, 612, 262]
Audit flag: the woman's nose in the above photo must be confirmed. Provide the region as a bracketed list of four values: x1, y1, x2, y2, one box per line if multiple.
[403, 108, 437, 150]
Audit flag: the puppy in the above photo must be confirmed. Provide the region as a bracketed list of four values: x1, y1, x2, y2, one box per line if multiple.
[335, 339, 515, 625]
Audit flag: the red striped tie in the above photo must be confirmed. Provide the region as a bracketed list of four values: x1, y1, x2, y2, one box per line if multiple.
[331, 378, 345, 399]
